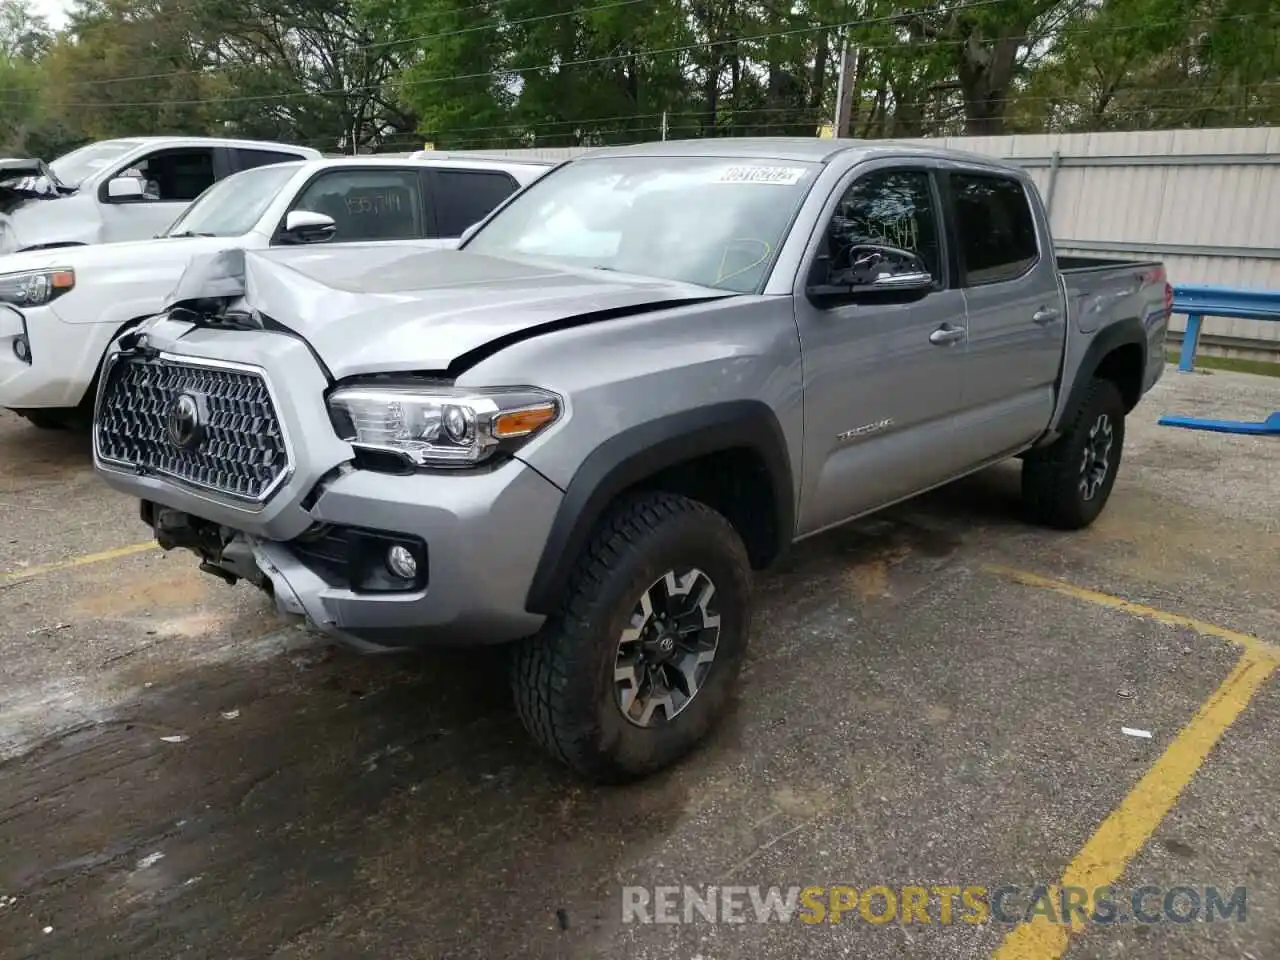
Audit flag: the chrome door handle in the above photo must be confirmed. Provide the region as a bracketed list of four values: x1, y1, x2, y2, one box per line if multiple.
[1033, 307, 1061, 325]
[929, 324, 966, 345]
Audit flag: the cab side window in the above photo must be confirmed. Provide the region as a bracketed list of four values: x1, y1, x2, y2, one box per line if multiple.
[432, 169, 519, 238]
[235, 148, 309, 172]
[289, 169, 425, 242]
[817, 169, 942, 287]
[125, 148, 216, 202]
[949, 173, 1039, 284]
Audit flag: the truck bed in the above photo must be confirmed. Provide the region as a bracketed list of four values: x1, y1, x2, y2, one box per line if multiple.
[1056, 253, 1163, 275]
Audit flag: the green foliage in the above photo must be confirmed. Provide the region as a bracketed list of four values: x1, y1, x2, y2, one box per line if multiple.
[0, 0, 1274, 155]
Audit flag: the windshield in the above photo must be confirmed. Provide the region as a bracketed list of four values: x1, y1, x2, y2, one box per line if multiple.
[48, 140, 143, 187]
[164, 163, 300, 238]
[463, 155, 822, 293]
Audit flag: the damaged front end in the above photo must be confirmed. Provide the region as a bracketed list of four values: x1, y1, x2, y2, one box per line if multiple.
[0, 158, 73, 220]
[145, 499, 269, 588]
[0, 158, 79, 253]
[139, 495, 436, 654]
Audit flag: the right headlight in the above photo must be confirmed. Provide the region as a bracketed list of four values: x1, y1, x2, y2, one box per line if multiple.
[0, 267, 75, 307]
[327, 383, 562, 468]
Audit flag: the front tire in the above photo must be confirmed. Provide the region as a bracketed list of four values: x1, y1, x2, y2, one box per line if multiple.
[511, 491, 752, 783]
[15, 409, 73, 430]
[1022, 377, 1126, 530]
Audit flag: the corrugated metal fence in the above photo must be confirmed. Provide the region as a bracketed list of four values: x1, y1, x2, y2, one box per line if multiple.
[411, 126, 1280, 357]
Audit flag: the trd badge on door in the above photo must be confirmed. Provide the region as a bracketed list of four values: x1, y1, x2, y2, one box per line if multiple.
[836, 418, 893, 442]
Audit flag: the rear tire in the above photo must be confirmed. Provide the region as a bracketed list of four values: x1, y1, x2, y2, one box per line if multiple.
[511, 491, 752, 783]
[1022, 377, 1126, 530]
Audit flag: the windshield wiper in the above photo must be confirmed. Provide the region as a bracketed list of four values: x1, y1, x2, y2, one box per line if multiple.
[167, 230, 217, 238]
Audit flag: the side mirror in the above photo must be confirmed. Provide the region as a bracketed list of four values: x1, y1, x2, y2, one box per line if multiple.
[806, 243, 935, 306]
[106, 177, 145, 201]
[280, 210, 337, 245]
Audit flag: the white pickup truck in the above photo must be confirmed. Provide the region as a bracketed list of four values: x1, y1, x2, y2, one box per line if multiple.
[0, 136, 322, 254]
[0, 154, 554, 429]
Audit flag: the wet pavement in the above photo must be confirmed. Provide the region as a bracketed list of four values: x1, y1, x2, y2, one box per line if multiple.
[0, 366, 1277, 960]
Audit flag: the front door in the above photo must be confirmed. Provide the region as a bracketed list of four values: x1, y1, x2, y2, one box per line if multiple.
[792, 163, 970, 535]
[99, 146, 223, 243]
[273, 165, 436, 245]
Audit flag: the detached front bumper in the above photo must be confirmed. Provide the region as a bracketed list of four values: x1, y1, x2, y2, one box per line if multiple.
[95, 321, 564, 651]
[143, 452, 564, 651]
[279, 460, 561, 649]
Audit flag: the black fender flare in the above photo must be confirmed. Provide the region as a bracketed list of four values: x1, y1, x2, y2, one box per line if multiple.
[1057, 316, 1148, 427]
[524, 400, 795, 615]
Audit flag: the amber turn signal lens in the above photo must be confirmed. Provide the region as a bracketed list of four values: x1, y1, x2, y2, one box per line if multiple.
[51, 269, 75, 290]
[493, 403, 557, 439]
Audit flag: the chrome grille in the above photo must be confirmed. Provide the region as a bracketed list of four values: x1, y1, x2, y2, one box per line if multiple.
[95, 355, 290, 502]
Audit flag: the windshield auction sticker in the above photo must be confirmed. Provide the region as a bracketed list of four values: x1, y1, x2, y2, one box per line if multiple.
[715, 165, 807, 185]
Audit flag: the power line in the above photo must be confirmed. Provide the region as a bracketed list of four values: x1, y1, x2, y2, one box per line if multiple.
[406, 99, 1280, 149]
[45, 0, 653, 90]
[34, 0, 1021, 108]
[360, 77, 1280, 146]
[27, 5, 1271, 113]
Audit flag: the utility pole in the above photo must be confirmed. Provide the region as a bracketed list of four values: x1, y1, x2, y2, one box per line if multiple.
[834, 38, 858, 138]
[833, 37, 848, 136]
[661, 111, 668, 141]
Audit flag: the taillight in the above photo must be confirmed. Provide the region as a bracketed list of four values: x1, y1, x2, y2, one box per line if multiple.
[1140, 266, 1173, 320]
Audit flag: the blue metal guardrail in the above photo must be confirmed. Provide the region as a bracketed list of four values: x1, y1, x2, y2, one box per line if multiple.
[1160, 284, 1280, 435]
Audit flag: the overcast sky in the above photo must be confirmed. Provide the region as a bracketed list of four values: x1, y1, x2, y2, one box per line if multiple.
[31, 0, 73, 29]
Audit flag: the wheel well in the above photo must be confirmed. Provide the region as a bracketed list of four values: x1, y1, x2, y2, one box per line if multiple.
[626, 446, 782, 570]
[72, 314, 153, 410]
[1093, 341, 1145, 412]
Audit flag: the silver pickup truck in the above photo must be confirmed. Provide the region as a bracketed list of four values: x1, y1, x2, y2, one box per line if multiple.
[90, 138, 1171, 783]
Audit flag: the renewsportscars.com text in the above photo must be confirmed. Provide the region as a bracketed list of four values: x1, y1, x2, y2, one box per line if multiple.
[621, 884, 1246, 926]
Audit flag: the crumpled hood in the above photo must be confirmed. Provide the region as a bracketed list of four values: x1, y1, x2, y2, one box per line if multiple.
[0, 181, 88, 254]
[0, 158, 69, 217]
[165, 244, 735, 378]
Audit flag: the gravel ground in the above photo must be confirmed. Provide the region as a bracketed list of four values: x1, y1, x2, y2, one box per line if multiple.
[0, 364, 1276, 960]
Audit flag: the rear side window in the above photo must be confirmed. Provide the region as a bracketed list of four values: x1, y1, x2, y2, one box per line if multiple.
[432, 169, 520, 238]
[950, 173, 1039, 284]
[236, 148, 307, 172]
[291, 169, 424, 241]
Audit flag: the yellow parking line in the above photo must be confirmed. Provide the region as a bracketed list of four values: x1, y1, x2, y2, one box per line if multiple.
[987, 565, 1280, 960]
[0, 541, 159, 586]
[985, 564, 1276, 654]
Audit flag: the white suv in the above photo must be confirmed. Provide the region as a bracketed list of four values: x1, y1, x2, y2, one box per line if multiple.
[0, 154, 554, 429]
[0, 136, 322, 255]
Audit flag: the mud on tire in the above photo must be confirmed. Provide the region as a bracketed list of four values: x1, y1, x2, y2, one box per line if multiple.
[1022, 377, 1126, 530]
[510, 491, 752, 783]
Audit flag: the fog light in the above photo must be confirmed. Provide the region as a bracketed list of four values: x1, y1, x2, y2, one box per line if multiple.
[386, 544, 418, 579]
[13, 335, 30, 363]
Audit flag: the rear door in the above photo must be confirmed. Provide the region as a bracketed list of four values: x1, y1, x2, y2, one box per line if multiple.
[422, 167, 522, 240]
[944, 169, 1066, 456]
